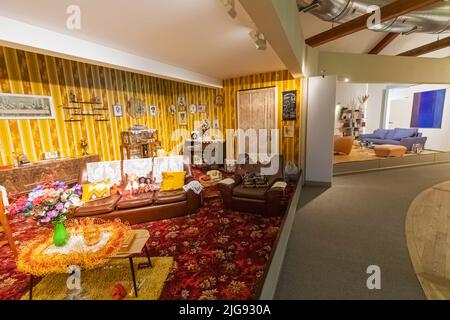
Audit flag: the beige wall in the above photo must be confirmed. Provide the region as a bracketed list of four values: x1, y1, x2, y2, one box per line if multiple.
[318, 52, 450, 84]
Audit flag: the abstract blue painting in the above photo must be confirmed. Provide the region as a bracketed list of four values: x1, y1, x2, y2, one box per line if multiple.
[410, 89, 446, 128]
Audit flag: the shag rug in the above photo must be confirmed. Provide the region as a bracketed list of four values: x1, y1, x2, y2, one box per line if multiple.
[21, 257, 173, 300]
[1, 170, 293, 300]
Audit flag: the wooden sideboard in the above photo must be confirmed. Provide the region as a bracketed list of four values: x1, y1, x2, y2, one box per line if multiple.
[0, 155, 99, 196]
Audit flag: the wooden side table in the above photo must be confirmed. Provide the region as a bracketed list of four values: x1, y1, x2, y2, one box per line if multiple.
[114, 229, 152, 297]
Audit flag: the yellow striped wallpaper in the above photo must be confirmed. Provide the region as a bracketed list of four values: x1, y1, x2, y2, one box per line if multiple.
[223, 71, 302, 165]
[0, 46, 222, 166]
[0, 46, 302, 167]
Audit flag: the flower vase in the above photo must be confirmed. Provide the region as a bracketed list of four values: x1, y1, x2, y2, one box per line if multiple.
[53, 222, 69, 247]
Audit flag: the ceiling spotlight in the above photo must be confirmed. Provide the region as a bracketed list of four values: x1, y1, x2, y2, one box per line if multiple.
[221, 0, 237, 19]
[249, 30, 267, 51]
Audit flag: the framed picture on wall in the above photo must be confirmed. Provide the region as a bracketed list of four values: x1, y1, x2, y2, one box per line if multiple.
[282, 90, 297, 121]
[178, 111, 187, 125]
[113, 104, 123, 117]
[284, 125, 295, 138]
[198, 104, 206, 113]
[0, 93, 55, 119]
[169, 104, 176, 115]
[150, 105, 157, 116]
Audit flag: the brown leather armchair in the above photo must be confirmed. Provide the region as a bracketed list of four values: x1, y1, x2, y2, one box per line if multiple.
[217, 155, 287, 216]
[72, 163, 202, 225]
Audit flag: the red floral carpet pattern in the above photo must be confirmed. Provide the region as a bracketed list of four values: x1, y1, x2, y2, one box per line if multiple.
[0, 170, 292, 300]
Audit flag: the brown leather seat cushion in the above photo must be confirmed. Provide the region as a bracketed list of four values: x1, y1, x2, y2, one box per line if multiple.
[233, 185, 268, 200]
[154, 189, 186, 205]
[116, 192, 154, 210]
[76, 195, 121, 216]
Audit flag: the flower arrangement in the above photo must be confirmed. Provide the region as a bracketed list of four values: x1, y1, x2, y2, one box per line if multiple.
[7, 181, 82, 225]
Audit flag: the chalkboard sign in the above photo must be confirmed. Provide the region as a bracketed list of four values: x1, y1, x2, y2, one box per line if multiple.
[282, 90, 296, 120]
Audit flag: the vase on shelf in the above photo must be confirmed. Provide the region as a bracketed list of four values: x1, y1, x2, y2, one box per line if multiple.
[53, 222, 69, 247]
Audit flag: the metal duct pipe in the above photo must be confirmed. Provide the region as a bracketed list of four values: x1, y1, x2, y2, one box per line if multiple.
[297, 0, 450, 34]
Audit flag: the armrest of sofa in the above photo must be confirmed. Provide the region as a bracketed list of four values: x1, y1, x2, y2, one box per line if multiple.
[400, 137, 428, 151]
[185, 189, 202, 215]
[217, 176, 242, 209]
[266, 181, 288, 216]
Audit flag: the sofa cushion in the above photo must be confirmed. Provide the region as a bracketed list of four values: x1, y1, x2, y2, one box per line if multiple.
[154, 189, 186, 205]
[364, 138, 401, 145]
[372, 129, 388, 139]
[116, 192, 154, 210]
[76, 195, 121, 216]
[233, 185, 268, 200]
[385, 130, 396, 140]
[392, 128, 417, 140]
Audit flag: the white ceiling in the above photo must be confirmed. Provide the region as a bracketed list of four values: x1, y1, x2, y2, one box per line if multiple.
[300, 12, 450, 58]
[0, 0, 285, 81]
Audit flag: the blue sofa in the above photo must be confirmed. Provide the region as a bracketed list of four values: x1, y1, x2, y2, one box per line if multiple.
[358, 128, 427, 151]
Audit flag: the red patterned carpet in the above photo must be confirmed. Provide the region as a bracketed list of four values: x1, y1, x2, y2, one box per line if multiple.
[0, 188, 289, 300]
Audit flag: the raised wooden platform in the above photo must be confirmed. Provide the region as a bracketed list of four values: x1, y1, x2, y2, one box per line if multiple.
[406, 180, 450, 300]
[334, 148, 450, 175]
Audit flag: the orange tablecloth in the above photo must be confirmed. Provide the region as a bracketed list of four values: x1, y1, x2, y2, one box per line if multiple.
[17, 220, 130, 276]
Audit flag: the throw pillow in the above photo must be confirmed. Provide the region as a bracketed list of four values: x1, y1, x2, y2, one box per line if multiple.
[160, 172, 186, 191]
[392, 128, 417, 140]
[372, 129, 388, 139]
[81, 180, 111, 202]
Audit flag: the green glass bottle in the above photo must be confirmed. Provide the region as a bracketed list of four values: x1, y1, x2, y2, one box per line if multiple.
[53, 222, 69, 246]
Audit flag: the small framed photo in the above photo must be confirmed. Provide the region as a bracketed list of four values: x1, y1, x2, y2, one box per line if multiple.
[169, 104, 176, 115]
[198, 104, 206, 113]
[150, 105, 157, 116]
[284, 125, 295, 138]
[113, 104, 123, 117]
[177, 96, 186, 107]
[189, 104, 197, 114]
[178, 111, 187, 125]
[213, 119, 219, 129]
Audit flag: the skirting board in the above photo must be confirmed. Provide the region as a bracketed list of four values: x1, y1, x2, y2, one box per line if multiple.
[258, 176, 303, 299]
[305, 181, 332, 188]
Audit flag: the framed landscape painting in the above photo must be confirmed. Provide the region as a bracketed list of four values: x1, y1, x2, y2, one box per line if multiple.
[0, 93, 55, 120]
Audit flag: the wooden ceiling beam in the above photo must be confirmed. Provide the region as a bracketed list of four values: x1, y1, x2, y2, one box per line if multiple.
[368, 32, 400, 54]
[398, 37, 450, 57]
[305, 0, 442, 47]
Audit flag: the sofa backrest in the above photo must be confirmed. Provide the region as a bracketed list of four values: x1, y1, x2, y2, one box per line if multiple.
[80, 155, 188, 185]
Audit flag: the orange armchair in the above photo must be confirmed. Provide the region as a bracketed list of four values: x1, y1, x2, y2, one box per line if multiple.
[334, 136, 354, 155]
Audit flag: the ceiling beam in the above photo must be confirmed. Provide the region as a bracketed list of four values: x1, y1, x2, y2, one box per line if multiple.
[368, 33, 400, 54]
[398, 37, 450, 57]
[305, 0, 442, 47]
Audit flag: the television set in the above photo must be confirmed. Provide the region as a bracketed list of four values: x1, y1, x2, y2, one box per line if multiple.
[410, 89, 446, 128]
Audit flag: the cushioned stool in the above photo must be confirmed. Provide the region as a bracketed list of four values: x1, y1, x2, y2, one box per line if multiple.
[374, 145, 407, 157]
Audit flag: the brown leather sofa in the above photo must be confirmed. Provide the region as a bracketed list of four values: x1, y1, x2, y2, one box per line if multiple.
[217, 155, 287, 216]
[71, 164, 202, 225]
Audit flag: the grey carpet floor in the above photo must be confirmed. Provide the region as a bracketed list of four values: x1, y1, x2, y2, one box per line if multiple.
[275, 163, 450, 300]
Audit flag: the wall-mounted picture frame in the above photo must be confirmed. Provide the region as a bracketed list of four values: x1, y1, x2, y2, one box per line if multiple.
[113, 104, 123, 117]
[150, 105, 157, 116]
[189, 104, 197, 114]
[198, 104, 206, 113]
[0, 93, 55, 120]
[169, 104, 176, 115]
[178, 111, 187, 125]
[284, 125, 295, 138]
[282, 90, 297, 121]
[213, 119, 219, 129]
[177, 96, 186, 108]
[214, 95, 224, 107]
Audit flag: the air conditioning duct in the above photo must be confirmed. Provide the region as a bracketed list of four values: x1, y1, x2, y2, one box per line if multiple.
[297, 0, 450, 34]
